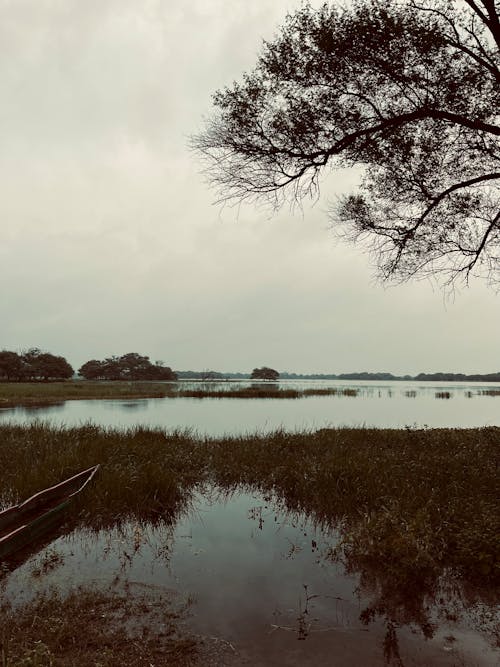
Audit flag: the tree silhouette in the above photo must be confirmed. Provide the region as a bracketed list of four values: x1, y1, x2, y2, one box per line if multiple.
[194, 0, 499, 286]
[251, 367, 280, 381]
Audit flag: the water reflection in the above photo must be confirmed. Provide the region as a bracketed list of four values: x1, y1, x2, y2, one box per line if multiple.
[3, 488, 497, 667]
[119, 401, 143, 410]
[0, 401, 65, 417]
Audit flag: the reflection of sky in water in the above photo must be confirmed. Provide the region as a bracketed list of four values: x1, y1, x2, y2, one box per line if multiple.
[1, 381, 499, 435]
[4, 489, 497, 667]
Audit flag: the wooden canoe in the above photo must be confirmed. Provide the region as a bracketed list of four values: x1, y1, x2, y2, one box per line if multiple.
[0, 465, 99, 559]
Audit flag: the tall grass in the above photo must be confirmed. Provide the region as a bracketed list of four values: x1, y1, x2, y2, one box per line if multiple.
[0, 423, 201, 528]
[0, 423, 498, 589]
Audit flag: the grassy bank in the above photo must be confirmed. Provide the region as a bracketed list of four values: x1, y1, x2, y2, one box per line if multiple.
[0, 381, 175, 407]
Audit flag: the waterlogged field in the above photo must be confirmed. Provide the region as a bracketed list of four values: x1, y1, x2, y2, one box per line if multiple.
[1, 380, 500, 433]
[0, 424, 498, 666]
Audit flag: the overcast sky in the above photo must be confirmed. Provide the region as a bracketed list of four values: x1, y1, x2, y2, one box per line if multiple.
[1, 0, 498, 375]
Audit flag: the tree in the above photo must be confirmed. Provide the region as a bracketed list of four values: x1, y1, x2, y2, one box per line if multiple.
[251, 366, 280, 381]
[0, 351, 24, 381]
[194, 0, 499, 286]
[20, 348, 73, 381]
[78, 353, 177, 381]
[78, 360, 105, 380]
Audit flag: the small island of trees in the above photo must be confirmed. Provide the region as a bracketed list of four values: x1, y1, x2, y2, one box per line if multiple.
[251, 367, 280, 381]
[78, 353, 177, 381]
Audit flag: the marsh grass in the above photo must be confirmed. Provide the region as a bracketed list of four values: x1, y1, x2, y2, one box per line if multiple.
[0, 423, 498, 591]
[205, 427, 499, 585]
[178, 387, 301, 398]
[178, 386, 359, 399]
[0, 381, 175, 407]
[0, 423, 202, 528]
[0, 585, 198, 666]
[435, 391, 452, 399]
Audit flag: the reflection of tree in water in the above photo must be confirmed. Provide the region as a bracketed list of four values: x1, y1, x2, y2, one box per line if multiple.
[120, 401, 141, 411]
[340, 552, 498, 665]
[244, 494, 497, 664]
[20, 402, 66, 415]
[265, 500, 498, 663]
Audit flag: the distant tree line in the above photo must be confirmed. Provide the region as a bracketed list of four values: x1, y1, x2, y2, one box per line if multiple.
[78, 353, 177, 381]
[178, 370, 500, 382]
[280, 371, 500, 382]
[0, 348, 73, 381]
[413, 372, 500, 383]
[2, 350, 499, 383]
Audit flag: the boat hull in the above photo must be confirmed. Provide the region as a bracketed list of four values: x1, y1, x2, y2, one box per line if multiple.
[0, 465, 99, 560]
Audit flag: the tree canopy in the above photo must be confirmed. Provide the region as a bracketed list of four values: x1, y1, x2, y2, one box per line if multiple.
[194, 0, 499, 286]
[0, 348, 73, 381]
[251, 366, 280, 381]
[78, 353, 177, 381]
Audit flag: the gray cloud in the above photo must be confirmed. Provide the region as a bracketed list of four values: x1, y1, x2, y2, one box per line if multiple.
[0, 0, 498, 374]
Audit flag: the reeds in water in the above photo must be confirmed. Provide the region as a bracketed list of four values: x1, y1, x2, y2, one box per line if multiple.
[0, 422, 497, 587]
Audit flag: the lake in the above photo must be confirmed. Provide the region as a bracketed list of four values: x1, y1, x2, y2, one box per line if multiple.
[1, 380, 499, 435]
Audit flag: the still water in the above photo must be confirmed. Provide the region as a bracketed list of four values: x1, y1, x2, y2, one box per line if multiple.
[4, 488, 498, 666]
[1, 381, 499, 435]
